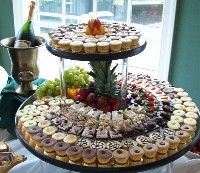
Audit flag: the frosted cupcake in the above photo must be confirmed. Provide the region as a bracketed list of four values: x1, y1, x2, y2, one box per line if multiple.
[70, 41, 83, 52]
[120, 38, 132, 49]
[58, 39, 71, 51]
[97, 42, 110, 53]
[109, 40, 122, 52]
[83, 42, 96, 53]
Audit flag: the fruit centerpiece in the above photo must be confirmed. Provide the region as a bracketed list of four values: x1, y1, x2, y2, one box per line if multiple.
[85, 18, 105, 36]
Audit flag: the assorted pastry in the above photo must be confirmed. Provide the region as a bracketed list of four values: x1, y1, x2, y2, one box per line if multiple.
[16, 74, 199, 168]
[48, 19, 141, 54]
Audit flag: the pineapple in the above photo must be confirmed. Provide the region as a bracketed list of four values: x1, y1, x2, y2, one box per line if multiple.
[89, 61, 120, 98]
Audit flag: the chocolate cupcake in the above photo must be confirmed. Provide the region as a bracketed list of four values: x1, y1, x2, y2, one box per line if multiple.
[54, 141, 69, 156]
[32, 133, 47, 147]
[97, 149, 113, 164]
[82, 148, 97, 164]
[26, 125, 42, 140]
[41, 138, 57, 153]
[66, 145, 83, 161]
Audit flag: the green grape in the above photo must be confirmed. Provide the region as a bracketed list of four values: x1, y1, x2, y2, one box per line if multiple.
[74, 75, 79, 81]
[55, 85, 60, 91]
[79, 67, 85, 72]
[73, 81, 79, 87]
[75, 70, 80, 75]
[79, 78, 86, 86]
[36, 88, 44, 98]
[79, 74, 84, 78]
[54, 90, 60, 96]
[39, 85, 46, 92]
[46, 89, 53, 96]
[49, 83, 55, 90]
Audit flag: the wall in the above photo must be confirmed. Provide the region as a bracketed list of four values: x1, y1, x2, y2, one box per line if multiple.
[0, 0, 15, 74]
[169, 0, 200, 108]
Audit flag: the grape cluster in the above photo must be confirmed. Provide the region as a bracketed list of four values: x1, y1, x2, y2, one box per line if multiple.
[64, 66, 89, 88]
[36, 78, 60, 98]
[36, 66, 89, 98]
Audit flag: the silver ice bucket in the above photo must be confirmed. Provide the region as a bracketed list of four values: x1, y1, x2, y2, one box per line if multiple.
[0, 36, 45, 94]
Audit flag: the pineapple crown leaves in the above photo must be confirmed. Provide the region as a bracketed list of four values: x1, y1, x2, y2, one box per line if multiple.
[88, 61, 121, 98]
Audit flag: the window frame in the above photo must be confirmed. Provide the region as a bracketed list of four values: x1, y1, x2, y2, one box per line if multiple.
[12, 0, 177, 80]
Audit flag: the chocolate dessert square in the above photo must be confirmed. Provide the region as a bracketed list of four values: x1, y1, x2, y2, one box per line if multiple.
[108, 129, 123, 139]
[68, 125, 84, 136]
[82, 127, 96, 138]
[96, 128, 108, 139]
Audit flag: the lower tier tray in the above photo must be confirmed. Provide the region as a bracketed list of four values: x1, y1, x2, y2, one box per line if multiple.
[15, 94, 200, 173]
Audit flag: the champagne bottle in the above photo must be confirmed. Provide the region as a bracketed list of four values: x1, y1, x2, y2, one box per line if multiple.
[14, 1, 36, 48]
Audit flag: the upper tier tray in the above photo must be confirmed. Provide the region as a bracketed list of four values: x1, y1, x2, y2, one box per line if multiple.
[46, 38, 147, 61]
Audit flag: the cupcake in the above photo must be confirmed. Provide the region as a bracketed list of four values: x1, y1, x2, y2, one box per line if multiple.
[52, 132, 66, 142]
[113, 149, 129, 164]
[180, 124, 194, 136]
[165, 135, 180, 150]
[70, 41, 83, 52]
[38, 120, 51, 128]
[63, 134, 77, 146]
[58, 39, 71, 51]
[143, 143, 158, 159]
[43, 126, 57, 137]
[54, 141, 69, 157]
[25, 125, 42, 145]
[83, 42, 96, 53]
[109, 40, 122, 52]
[82, 148, 97, 164]
[66, 145, 83, 161]
[97, 149, 113, 164]
[18, 115, 33, 129]
[22, 120, 37, 135]
[129, 146, 144, 161]
[41, 138, 57, 153]
[120, 38, 132, 49]
[155, 139, 169, 154]
[175, 130, 190, 143]
[97, 42, 110, 53]
[41, 96, 54, 103]
[33, 100, 45, 106]
[126, 35, 139, 46]
[32, 132, 47, 153]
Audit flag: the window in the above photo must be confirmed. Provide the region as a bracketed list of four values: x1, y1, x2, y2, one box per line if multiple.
[12, 0, 176, 80]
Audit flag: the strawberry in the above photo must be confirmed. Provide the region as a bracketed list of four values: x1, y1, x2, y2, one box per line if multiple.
[98, 97, 107, 106]
[148, 101, 154, 106]
[108, 98, 120, 106]
[102, 105, 112, 112]
[112, 102, 120, 111]
[95, 18, 101, 29]
[148, 95, 154, 100]
[74, 94, 84, 102]
[89, 103, 98, 109]
[79, 88, 89, 100]
[86, 93, 97, 103]
[88, 19, 95, 31]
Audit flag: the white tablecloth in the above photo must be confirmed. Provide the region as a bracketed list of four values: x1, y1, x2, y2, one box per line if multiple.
[6, 139, 200, 173]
